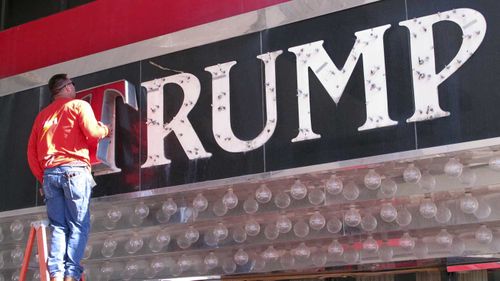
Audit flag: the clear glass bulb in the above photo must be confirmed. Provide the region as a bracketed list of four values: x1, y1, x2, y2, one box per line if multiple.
[100, 262, 114, 280]
[459, 167, 477, 186]
[419, 198, 437, 219]
[364, 169, 382, 190]
[149, 229, 170, 252]
[204, 252, 218, 270]
[326, 216, 343, 234]
[403, 163, 422, 183]
[328, 239, 344, 256]
[474, 199, 491, 219]
[261, 246, 279, 261]
[213, 223, 228, 241]
[124, 233, 144, 254]
[290, 179, 307, 200]
[342, 181, 360, 200]
[204, 230, 218, 247]
[312, 250, 328, 267]
[232, 226, 247, 243]
[460, 193, 479, 214]
[255, 184, 272, 203]
[274, 191, 291, 209]
[123, 260, 140, 279]
[243, 196, 259, 214]
[293, 220, 310, 238]
[326, 175, 343, 195]
[343, 247, 360, 263]
[395, 206, 412, 227]
[378, 245, 394, 261]
[234, 249, 249, 266]
[344, 207, 361, 227]
[475, 225, 493, 244]
[9, 220, 24, 241]
[309, 211, 326, 230]
[192, 193, 208, 212]
[418, 171, 436, 192]
[162, 198, 177, 216]
[184, 226, 199, 244]
[134, 202, 149, 219]
[245, 219, 261, 236]
[104, 206, 122, 229]
[222, 188, 238, 209]
[380, 203, 398, 223]
[450, 238, 466, 256]
[489, 156, 500, 171]
[435, 204, 452, 224]
[360, 213, 378, 232]
[308, 188, 325, 205]
[178, 254, 192, 272]
[380, 179, 398, 198]
[280, 252, 295, 268]
[212, 199, 228, 217]
[362, 236, 379, 253]
[176, 234, 191, 249]
[413, 239, 428, 258]
[222, 258, 236, 274]
[253, 257, 266, 272]
[444, 157, 463, 177]
[399, 232, 415, 250]
[264, 223, 279, 240]
[10, 245, 23, 263]
[435, 229, 453, 248]
[101, 236, 117, 258]
[276, 215, 292, 234]
[292, 242, 311, 261]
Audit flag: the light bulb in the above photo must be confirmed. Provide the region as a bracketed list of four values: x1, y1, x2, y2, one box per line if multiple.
[396, 206, 412, 227]
[10, 245, 23, 263]
[378, 245, 394, 261]
[290, 179, 307, 200]
[213, 223, 228, 241]
[99, 262, 115, 280]
[343, 247, 360, 263]
[362, 236, 379, 253]
[475, 225, 493, 244]
[403, 163, 421, 183]
[253, 257, 266, 272]
[309, 211, 326, 230]
[245, 219, 261, 236]
[380, 179, 398, 198]
[312, 250, 328, 267]
[450, 237, 466, 256]
[308, 188, 325, 205]
[155, 208, 170, 224]
[204, 252, 218, 270]
[234, 249, 249, 265]
[192, 193, 208, 212]
[380, 203, 398, 223]
[413, 239, 428, 258]
[222, 188, 238, 209]
[232, 226, 247, 243]
[149, 229, 170, 252]
[123, 260, 140, 279]
[293, 220, 310, 238]
[474, 199, 491, 219]
[488, 156, 500, 171]
[342, 181, 360, 200]
[262, 246, 279, 261]
[418, 171, 436, 191]
[222, 258, 236, 274]
[364, 169, 382, 190]
[130, 202, 149, 227]
[264, 223, 279, 240]
[176, 234, 191, 249]
[360, 213, 378, 232]
[436, 229, 453, 248]
[101, 237, 117, 258]
[243, 196, 259, 214]
[178, 254, 192, 272]
[276, 215, 292, 234]
[204, 230, 218, 247]
[459, 167, 477, 186]
[280, 252, 295, 268]
[435, 204, 452, 224]
[184, 226, 199, 244]
[212, 199, 228, 217]
[460, 193, 479, 214]
[327, 216, 343, 234]
[399, 232, 415, 250]
[9, 220, 24, 241]
[328, 239, 344, 256]
[255, 184, 272, 203]
[326, 175, 343, 195]
[292, 242, 311, 261]
[162, 198, 177, 216]
[344, 207, 361, 227]
[419, 198, 437, 219]
[274, 191, 291, 209]
[125, 233, 144, 254]
[444, 157, 463, 177]
[170, 262, 182, 276]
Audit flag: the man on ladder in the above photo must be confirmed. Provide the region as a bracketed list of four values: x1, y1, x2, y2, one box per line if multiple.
[27, 74, 110, 281]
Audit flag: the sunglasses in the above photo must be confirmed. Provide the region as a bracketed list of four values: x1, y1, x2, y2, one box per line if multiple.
[55, 80, 75, 92]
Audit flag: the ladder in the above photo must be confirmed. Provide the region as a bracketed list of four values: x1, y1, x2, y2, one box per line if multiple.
[19, 220, 85, 281]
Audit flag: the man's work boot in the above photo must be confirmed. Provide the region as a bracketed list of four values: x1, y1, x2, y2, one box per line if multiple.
[64, 277, 77, 281]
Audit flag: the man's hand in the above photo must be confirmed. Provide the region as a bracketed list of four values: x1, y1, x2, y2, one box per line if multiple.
[38, 187, 44, 197]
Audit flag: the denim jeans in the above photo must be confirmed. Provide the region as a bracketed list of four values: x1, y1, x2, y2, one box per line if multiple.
[43, 165, 95, 279]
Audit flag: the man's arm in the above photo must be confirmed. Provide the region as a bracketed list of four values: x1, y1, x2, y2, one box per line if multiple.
[78, 101, 110, 140]
[27, 123, 43, 184]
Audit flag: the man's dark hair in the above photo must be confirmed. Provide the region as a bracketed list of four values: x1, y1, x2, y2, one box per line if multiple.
[48, 73, 69, 96]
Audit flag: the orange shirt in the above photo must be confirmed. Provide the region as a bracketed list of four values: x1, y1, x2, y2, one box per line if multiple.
[27, 98, 109, 183]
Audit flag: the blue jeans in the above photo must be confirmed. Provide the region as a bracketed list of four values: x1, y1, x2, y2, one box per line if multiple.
[43, 165, 95, 279]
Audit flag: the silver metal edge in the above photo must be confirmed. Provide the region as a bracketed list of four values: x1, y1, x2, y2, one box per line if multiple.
[0, 0, 381, 97]
[2, 136, 500, 219]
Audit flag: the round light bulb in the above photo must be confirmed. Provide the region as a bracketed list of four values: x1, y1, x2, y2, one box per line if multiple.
[326, 216, 343, 234]
[475, 225, 493, 244]
[184, 226, 199, 244]
[234, 249, 249, 266]
[134, 202, 149, 219]
[403, 163, 421, 183]
[343, 181, 360, 200]
[293, 220, 310, 238]
[255, 184, 272, 203]
[413, 239, 428, 258]
[326, 175, 343, 195]
[222, 188, 238, 209]
[253, 257, 266, 272]
[162, 198, 177, 216]
[264, 223, 279, 240]
[276, 215, 292, 234]
[149, 229, 170, 253]
[396, 206, 412, 227]
[232, 226, 247, 243]
[274, 191, 291, 209]
[192, 193, 208, 212]
[9, 220, 24, 241]
[419, 198, 437, 219]
[292, 242, 311, 261]
[222, 258, 236, 274]
[308, 188, 325, 205]
[212, 199, 228, 217]
[328, 239, 344, 256]
[399, 232, 415, 251]
[309, 211, 326, 230]
[435, 204, 452, 224]
[290, 179, 307, 200]
[312, 250, 328, 267]
[261, 246, 279, 261]
[380, 203, 398, 223]
[459, 167, 477, 186]
[176, 234, 191, 249]
[105, 206, 122, 229]
[364, 169, 382, 190]
[474, 199, 491, 219]
[360, 213, 378, 232]
[280, 252, 295, 268]
[124, 233, 144, 254]
[450, 238, 466, 256]
[444, 157, 463, 177]
[436, 229, 453, 248]
[245, 219, 261, 236]
[362, 236, 379, 253]
[204, 252, 218, 270]
[378, 245, 394, 261]
[101, 237, 117, 258]
[344, 207, 361, 227]
[243, 196, 259, 214]
[123, 261, 140, 279]
[418, 171, 436, 192]
[178, 254, 192, 272]
[488, 156, 500, 171]
[343, 247, 360, 263]
[213, 223, 228, 241]
[380, 179, 398, 198]
[10, 246, 23, 263]
[460, 193, 479, 214]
